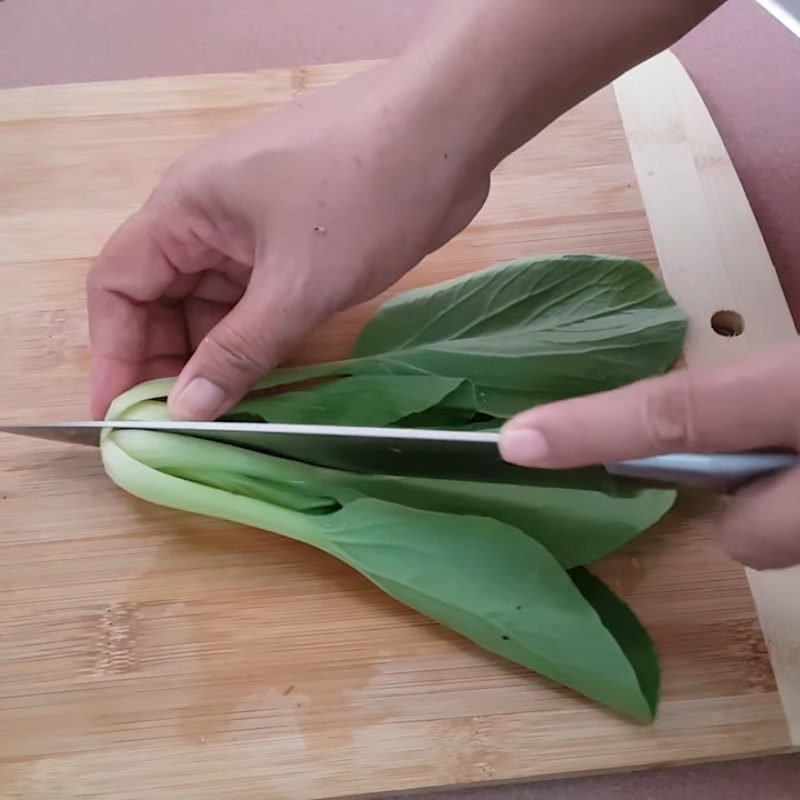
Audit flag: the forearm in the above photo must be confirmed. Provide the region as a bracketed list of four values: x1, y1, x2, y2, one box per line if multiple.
[395, 0, 724, 169]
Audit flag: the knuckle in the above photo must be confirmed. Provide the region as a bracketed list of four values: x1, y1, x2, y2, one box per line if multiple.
[201, 319, 272, 379]
[720, 513, 779, 571]
[722, 469, 800, 570]
[151, 155, 208, 216]
[721, 530, 758, 568]
[161, 147, 204, 188]
[87, 211, 145, 290]
[85, 263, 102, 292]
[148, 173, 190, 216]
[640, 372, 698, 451]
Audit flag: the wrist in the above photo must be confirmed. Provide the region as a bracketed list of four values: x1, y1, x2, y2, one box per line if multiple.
[390, 0, 726, 173]
[381, 45, 511, 178]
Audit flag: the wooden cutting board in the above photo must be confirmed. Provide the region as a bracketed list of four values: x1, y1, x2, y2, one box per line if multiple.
[0, 51, 797, 800]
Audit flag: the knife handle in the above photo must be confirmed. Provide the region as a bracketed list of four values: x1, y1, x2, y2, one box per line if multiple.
[606, 452, 799, 494]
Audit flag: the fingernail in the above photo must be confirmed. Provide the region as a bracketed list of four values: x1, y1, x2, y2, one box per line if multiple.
[171, 377, 227, 420]
[500, 428, 550, 466]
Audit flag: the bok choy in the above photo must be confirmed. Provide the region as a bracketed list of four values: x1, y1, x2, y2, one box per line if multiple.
[101, 255, 687, 721]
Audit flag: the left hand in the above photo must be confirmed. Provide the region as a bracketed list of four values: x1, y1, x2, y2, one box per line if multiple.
[500, 342, 800, 570]
[86, 58, 490, 421]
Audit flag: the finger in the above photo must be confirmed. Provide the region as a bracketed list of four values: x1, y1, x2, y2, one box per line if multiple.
[191, 264, 250, 306]
[88, 288, 148, 419]
[184, 296, 234, 350]
[167, 268, 315, 420]
[89, 294, 189, 416]
[499, 343, 800, 469]
[89, 293, 189, 416]
[141, 301, 190, 382]
[87, 211, 176, 418]
[720, 467, 800, 569]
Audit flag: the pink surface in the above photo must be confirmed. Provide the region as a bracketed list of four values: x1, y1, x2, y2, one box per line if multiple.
[675, 1, 800, 328]
[0, 0, 435, 86]
[0, 1, 798, 798]
[397, 756, 800, 800]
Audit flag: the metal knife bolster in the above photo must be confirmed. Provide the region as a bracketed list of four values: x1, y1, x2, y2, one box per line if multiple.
[606, 452, 799, 493]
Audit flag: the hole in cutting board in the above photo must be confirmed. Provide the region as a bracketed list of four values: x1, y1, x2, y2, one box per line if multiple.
[710, 310, 744, 337]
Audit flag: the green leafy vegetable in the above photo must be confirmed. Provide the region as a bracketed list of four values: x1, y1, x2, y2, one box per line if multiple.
[102, 255, 687, 721]
[112, 390, 675, 569]
[570, 567, 660, 718]
[103, 425, 657, 722]
[233, 375, 466, 426]
[252, 255, 688, 416]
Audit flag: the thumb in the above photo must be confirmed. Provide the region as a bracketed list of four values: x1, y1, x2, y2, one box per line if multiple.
[168, 289, 295, 420]
[720, 467, 800, 569]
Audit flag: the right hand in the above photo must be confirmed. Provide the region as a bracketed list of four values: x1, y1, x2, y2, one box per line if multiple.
[87, 58, 491, 421]
[500, 343, 800, 570]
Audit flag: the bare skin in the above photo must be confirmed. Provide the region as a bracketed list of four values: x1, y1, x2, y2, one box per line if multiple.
[501, 344, 800, 570]
[89, 0, 725, 420]
[87, 0, 800, 570]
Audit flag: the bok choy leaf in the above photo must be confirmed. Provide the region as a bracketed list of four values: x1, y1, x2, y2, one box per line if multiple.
[101, 254, 687, 721]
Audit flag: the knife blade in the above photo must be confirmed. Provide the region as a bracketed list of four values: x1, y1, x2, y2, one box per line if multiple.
[0, 420, 497, 448]
[1, 421, 796, 494]
[756, 0, 800, 38]
[2, 420, 621, 493]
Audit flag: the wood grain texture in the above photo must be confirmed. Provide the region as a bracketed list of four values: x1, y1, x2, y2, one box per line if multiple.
[0, 57, 794, 800]
[615, 50, 800, 745]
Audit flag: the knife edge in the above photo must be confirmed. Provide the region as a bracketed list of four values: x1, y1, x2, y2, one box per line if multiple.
[0, 421, 500, 446]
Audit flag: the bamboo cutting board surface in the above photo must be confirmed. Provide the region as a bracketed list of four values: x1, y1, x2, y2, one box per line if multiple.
[0, 52, 797, 799]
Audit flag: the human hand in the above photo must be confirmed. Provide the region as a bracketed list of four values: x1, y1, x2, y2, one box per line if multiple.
[500, 343, 800, 570]
[88, 0, 727, 424]
[87, 58, 490, 421]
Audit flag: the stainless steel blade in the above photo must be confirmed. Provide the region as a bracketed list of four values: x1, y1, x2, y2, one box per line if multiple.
[2, 422, 796, 493]
[0, 421, 623, 493]
[756, 0, 800, 38]
[0, 421, 499, 447]
[607, 452, 798, 493]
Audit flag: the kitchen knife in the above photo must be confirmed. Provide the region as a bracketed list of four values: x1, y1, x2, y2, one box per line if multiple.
[1, 421, 796, 494]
